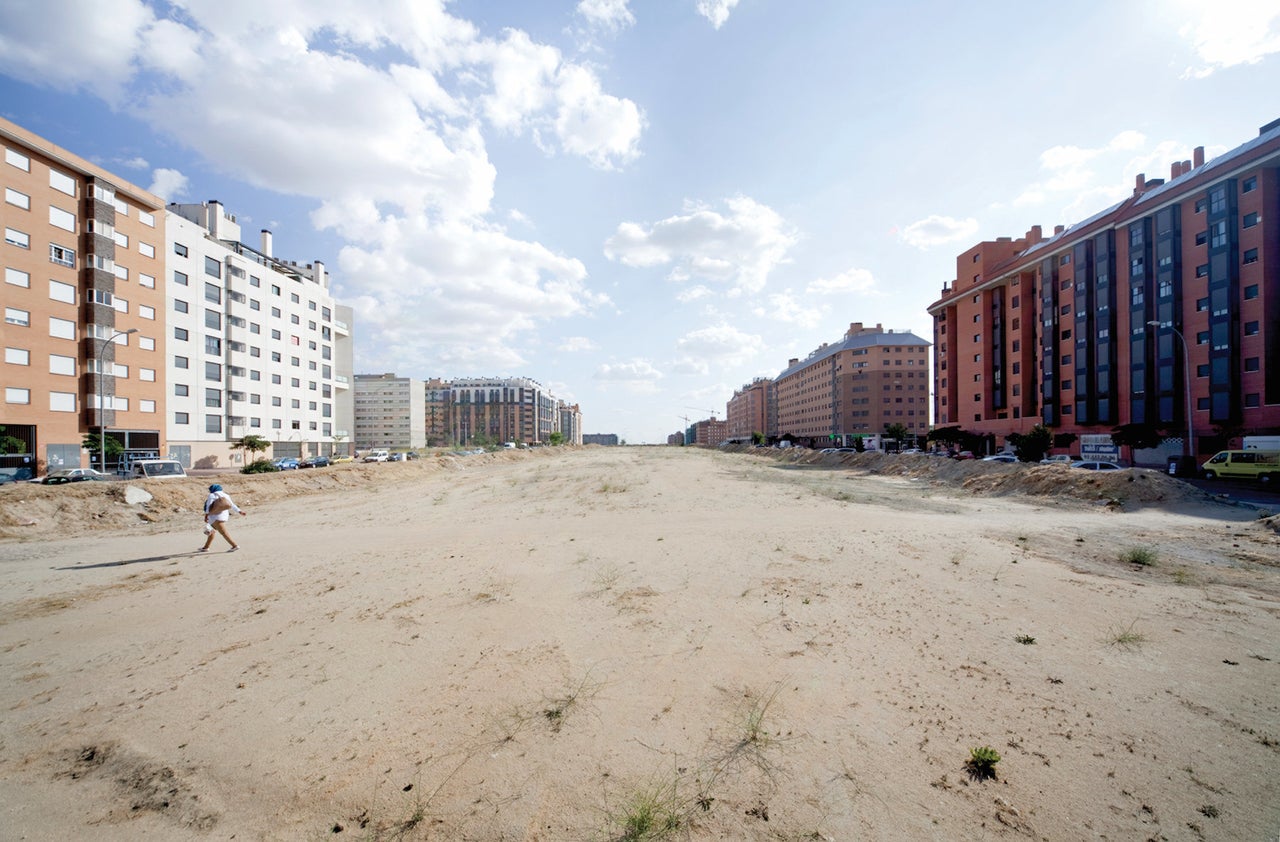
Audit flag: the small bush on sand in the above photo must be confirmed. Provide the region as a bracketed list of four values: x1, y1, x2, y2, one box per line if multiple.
[1120, 546, 1157, 566]
[966, 746, 1001, 780]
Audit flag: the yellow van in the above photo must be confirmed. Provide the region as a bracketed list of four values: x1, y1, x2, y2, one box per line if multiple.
[1200, 450, 1280, 483]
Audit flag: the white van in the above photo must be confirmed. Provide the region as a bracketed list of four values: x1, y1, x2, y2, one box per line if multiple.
[129, 459, 187, 479]
[362, 449, 390, 463]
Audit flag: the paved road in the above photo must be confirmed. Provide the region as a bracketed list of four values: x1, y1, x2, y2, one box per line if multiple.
[1180, 475, 1280, 510]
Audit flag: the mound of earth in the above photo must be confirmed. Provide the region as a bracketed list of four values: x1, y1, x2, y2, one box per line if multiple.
[723, 445, 1216, 508]
[0, 449, 542, 540]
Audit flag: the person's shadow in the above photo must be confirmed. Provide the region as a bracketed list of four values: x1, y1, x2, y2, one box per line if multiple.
[56, 551, 202, 571]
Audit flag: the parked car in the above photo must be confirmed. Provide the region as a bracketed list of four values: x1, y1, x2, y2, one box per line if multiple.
[1070, 460, 1124, 471]
[332, 455, 354, 463]
[0, 467, 35, 485]
[1040, 454, 1074, 465]
[405, 452, 420, 460]
[129, 459, 187, 479]
[273, 457, 299, 470]
[363, 450, 390, 463]
[982, 453, 1018, 463]
[952, 450, 976, 460]
[387, 452, 407, 462]
[299, 455, 330, 468]
[42, 468, 107, 484]
[900, 448, 923, 455]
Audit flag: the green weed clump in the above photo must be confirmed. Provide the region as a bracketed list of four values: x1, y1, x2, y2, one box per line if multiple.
[966, 746, 1001, 780]
[1120, 546, 1157, 566]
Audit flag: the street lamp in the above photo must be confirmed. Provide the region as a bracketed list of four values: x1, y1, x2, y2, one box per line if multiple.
[1146, 320, 1194, 475]
[98, 327, 138, 474]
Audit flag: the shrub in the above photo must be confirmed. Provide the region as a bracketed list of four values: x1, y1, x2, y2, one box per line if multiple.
[966, 746, 1001, 780]
[1120, 546, 1157, 566]
[241, 458, 279, 474]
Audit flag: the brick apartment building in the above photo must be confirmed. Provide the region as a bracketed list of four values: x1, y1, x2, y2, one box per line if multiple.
[726, 377, 772, 441]
[928, 118, 1280, 455]
[773, 322, 931, 444]
[2, 117, 167, 472]
[558, 401, 583, 445]
[450, 376, 560, 445]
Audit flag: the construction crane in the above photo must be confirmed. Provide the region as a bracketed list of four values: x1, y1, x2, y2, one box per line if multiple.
[683, 406, 719, 419]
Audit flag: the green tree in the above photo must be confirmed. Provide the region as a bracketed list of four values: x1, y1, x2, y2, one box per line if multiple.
[233, 434, 271, 459]
[82, 432, 124, 467]
[0, 426, 26, 455]
[1110, 423, 1163, 466]
[1011, 424, 1052, 462]
[548, 431, 565, 446]
[751, 431, 765, 446]
[884, 422, 911, 450]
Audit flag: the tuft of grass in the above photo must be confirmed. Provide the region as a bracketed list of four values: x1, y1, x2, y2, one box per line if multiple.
[607, 778, 684, 842]
[1120, 546, 1157, 566]
[541, 669, 603, 733]
[1171, 568, 1194, 585]
[1105, 618, 1148, 649]
[965, 746, 1001, 780]
[1015, 634, 1036, 645]
[592, 563, 622, 592]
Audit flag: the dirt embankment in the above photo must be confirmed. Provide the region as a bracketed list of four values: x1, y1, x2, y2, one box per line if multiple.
[723, 445, 1229, 509]
[0, 449, 543, 540]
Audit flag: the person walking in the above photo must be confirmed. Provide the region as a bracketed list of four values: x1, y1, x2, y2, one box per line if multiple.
[200, 483, 246, 552]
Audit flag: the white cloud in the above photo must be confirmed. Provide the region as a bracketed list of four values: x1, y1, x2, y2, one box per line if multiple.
[559, 336, 599, 352]
[0, 1, 648, 371]
[807, 267, 877, 297]
[696, 0, 741, 29]
[1178, 1, 1280, 78]
[675, 323, 762, 369]
[603, 196, 797, 295]
[751, 267, 879, 328]
[577, 0, 635, 33]
[148, 168, 189, 201]
[676, 285, 713, 303]
[900, 215, 980, 249]
[119, 156, 149, 170]
[752, 290, 824, 328]
[595, 359, 663, 393]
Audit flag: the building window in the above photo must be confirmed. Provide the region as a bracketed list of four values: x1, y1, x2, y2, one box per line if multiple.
[174, 327, 188, 341]
[1197, 397, 1210, 410]
[206, 415, 222, 434]
[205, 256, 221, 278]
[205, 361, 222, 380]
[5, 387, 31, 404]
[1243, 176, 1257, 193]
[1245, 357, 1259, 372]
[1243, 212, 1259, 228]
[1245, 321, 1259, 336]
[1196, 331, 1209, 345]
[1210, 220, 1227, 248]
[5, 227, 29, 248]
[1195, 231, 1207, 246]
[175, 355, 188, 369]
[1196, 364, 1209, 377]
[5, 307, 30, 327]
[1210, 187, 1226, 214]
[1245, 393, 1260, 408]
[5, 148, 30, 171]
[5, 267, 30, 287]
[1243, 248, 1258, 265]
[1196, 297, 1209, 311]
[1244, 284, 1258, 300]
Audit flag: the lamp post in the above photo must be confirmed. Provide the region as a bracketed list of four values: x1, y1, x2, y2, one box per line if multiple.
[1146, 320, 1194, 476]
[98, 327, 138, 474]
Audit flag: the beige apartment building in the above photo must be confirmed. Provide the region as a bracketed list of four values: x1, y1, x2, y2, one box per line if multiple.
[354, 373, 426, 451]
[773, 322, 930, 445]
[1, 118, 167, 473]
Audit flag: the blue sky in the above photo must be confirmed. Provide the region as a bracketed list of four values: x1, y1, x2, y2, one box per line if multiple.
[2, 0, 1278, 443]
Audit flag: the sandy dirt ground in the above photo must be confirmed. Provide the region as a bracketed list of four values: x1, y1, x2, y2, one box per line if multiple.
[0, 446, 1277, 841]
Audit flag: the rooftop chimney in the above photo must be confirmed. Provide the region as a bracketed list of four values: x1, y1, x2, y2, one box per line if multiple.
[1193, 146, 1204, 168]
[261, 229, 273, 258]
[1054, 224, 1065, 235]
[1134, 173, 1146, 195]
[1028, 225, 1043, 244]
[314, 260, 326, 288]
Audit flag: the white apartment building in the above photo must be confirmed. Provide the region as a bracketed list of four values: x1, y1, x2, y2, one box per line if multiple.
[353, 373, 426, 450]
[164, 201, 354, 467]
[558, 401, 582, 445]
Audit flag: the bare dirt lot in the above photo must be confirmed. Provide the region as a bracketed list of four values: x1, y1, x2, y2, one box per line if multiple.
[1, 446, 1277, 840]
